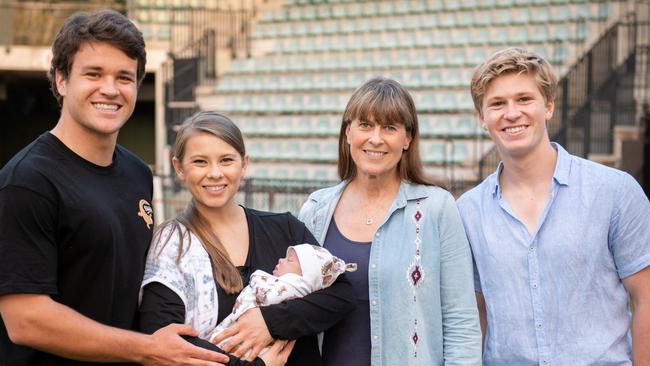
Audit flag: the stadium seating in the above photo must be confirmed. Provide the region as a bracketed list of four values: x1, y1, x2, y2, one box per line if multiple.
[187, 0, 618, 181]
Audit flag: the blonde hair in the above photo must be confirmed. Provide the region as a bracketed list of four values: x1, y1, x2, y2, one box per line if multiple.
[338, 76, 440, 187]
[154, 112, 245, 294]
[470, 47, 558, 115]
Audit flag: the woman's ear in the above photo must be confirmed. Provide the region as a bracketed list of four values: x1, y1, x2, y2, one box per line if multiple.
[345, 123, 352, 145]
[171, 157, 185, 181]
[403, 133, 412, 150]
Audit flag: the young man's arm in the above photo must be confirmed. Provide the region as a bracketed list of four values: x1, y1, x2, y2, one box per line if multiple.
[622, 266, 650, 366]
[0, 293, 229, 365]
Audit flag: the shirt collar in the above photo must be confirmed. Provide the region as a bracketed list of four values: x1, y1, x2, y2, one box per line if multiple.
[490, 142, 571, 198]
[310, 179, 431, 206]
[551, 142, 571, 187]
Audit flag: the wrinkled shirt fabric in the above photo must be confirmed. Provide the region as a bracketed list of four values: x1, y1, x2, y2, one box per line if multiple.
[458, 143, 650, 365]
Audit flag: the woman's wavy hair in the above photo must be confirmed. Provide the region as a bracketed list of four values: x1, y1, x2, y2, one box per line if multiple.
[153, 111, 246, 294]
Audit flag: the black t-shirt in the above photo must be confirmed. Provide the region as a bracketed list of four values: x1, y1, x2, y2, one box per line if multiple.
[139, 208, 357, 366]
[0, 132, 154, 366]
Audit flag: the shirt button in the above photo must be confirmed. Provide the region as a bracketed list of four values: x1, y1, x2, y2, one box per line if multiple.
[371, 264, 377, 269]
[529, 246, 535, 252]
[371, 300, 377, 305]
[542, 360, 548, 365]
[532, 283, 538, 289]
[373, 335, 379, 341]
[537, 323, 543, 329]
[376, 232, 380, 237]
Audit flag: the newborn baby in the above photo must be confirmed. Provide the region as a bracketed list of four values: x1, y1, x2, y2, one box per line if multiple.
[208, 244, 356, 352]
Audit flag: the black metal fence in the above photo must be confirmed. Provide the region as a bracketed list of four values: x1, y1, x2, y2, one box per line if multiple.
[162, 5, 256, 143]
[156, 174, 481, 221]
[168, 6, 254, 60]
[479, 17, 650, 180]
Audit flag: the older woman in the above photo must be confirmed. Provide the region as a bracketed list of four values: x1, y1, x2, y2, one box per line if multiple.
[299, 77, 482, 366]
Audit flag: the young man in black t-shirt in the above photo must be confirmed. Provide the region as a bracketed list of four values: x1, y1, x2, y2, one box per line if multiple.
[0, 10, 228, 366]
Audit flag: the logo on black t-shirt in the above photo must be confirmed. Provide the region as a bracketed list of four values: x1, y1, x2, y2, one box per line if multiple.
[138, 199, 154, 229]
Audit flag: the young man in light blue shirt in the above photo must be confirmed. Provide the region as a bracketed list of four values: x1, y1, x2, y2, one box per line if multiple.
[457, 47, 650, 365]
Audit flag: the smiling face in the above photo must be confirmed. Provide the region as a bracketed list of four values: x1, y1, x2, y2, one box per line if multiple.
[479, 72, 554, 160]
[273, 248, 302, 277]
[345, 116, 411, 181]
[172, 131, 248, 215]
[55, 41, 138, 139]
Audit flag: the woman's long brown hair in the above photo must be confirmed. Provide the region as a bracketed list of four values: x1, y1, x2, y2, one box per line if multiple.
[153, 112, 245, 294]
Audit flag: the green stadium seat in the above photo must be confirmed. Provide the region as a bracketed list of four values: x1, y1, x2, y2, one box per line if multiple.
[510, 26, 529, 44]
[455, 116, 478, 136]
[379, 2, 395, 15]
[425, 143, 446, 163]
[247, 141, 263, 157]
[140, 25, 153, 39]
[552, 6, 570, 22]
[535, 7, 550, 23]
[282, 141, 301, 159]
[138, 10, 150, 23]
[304, 142, 321, 160]
[313, 169, 330, 181]
[272, 168, 289, 179]
[323, 142, 338, 160]
[157, 25, 171, 40]
[456, 11, 474, 27]
[529, 25, 549, 42]
[451, 143, 470, 163]
[303, 6, 317, 20]
[293, 168, 309, 179]
[315, 116, 334, 134]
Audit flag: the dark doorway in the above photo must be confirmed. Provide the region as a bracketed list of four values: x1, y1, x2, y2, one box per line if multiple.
[0, 71, 59, 168]
[0, 71, 156, 168]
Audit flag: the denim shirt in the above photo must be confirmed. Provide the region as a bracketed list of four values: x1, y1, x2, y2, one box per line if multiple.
[457, 143, 650, 365]
[299, 181, 482, 366]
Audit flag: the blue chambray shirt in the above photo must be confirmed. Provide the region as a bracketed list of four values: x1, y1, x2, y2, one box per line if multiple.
[457, 143, 650, 366]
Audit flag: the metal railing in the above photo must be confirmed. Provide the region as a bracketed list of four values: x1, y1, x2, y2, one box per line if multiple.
[167, 6, 254, 60]
[156, 174, 480, 221]
[478, 16, 650, 179]
[162, 5, 256, 141]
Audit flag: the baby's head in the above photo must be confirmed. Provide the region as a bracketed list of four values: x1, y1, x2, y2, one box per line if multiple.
[273, 248, 303, 277]
[273, 244, 356, 292]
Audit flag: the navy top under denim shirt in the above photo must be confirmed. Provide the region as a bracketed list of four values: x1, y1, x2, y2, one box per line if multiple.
[457, 143, 650, 365]
[321, 218, 371, 366]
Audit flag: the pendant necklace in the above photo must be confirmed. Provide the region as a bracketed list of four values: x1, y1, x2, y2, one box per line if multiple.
[365, 216, 373, 225]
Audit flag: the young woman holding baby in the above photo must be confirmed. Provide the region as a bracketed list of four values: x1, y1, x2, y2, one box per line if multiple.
[138, 112, 355, 366]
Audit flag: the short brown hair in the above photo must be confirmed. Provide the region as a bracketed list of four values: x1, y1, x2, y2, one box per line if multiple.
[470, 47, 558, 115]
[47, 9, 146, 106]
[339, 77, 439, 187]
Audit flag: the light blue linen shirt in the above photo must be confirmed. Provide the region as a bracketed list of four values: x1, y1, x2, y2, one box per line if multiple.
[457, 143, 650, 365]
[299, 181, 482, 366]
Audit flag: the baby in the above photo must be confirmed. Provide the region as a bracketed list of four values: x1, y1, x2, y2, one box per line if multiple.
[208, 244, 356, 349]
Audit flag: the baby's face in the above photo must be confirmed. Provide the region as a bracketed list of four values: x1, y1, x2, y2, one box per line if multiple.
[273, 248, 302, 276]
